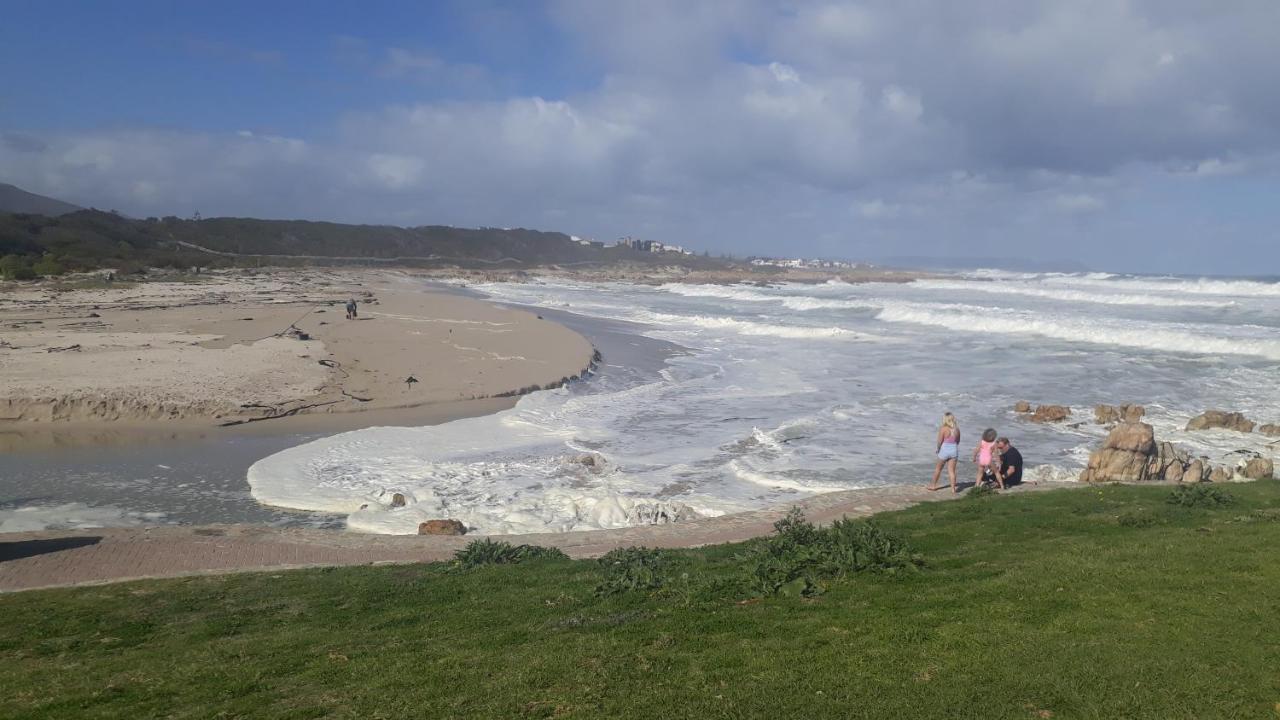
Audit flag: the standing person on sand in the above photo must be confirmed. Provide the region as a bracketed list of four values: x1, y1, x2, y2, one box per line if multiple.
[929, 412, 961, 493]
[973, 428, 1000, 490]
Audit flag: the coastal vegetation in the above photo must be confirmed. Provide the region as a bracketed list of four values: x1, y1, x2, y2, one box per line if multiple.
[2, 482, 1279, 718]
[0, 209, 730, 279]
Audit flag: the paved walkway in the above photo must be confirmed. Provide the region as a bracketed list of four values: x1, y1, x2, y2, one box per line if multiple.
[0, 482, 1066, 593]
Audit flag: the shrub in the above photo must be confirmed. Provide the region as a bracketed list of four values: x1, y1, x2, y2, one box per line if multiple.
[594, 547, 671, 597]
[1116, 509, 1157, 528]
[967, 484, 998, 499]
[451, 539, 567, 571]
[1167, 484, 1236, 508]
[31, 253, 65, 277]
[0, 254, 36, 280]
[738, 508, 923, 597]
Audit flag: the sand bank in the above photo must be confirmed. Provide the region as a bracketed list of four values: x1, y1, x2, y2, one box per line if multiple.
[0, 269, 596, 436]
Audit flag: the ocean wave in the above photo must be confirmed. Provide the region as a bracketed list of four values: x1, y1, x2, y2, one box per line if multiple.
[913, 280, 1238, 308]
[873, 300, 1280, 360]
[640, 312, 866, 340]
[1041, 275, 1280, 297]
[658, 283, 776, 303]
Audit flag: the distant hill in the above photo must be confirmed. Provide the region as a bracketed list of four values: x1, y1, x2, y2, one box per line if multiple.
[0, 209, 724, 276]
[0, 183, 82, 216]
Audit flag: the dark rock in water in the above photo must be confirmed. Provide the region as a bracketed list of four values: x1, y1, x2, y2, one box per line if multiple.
[1186, 410, 1255, 433]
[567, 453, 609, 474]
[418, 519, 467, 536]
[1259, 424, 1280, 437]
[1030, 404, 1071, 423]
[1014, 401, 1032, 413]
[1094, 404, 1145, 425]
[1240, 456, 1275, 480]
[390, 493, 406, 508]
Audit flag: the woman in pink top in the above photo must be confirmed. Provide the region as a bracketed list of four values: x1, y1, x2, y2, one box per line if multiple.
[972, 428, 1002, 490]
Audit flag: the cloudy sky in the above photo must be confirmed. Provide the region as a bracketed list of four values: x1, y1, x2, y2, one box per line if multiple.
[2, 1, 1277, 274]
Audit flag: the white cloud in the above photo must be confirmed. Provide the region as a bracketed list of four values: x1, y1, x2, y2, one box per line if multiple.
[1054, 193, 1105, 212]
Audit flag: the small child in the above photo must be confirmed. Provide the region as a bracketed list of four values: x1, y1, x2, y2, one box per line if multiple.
[973, 428, 1001, 490]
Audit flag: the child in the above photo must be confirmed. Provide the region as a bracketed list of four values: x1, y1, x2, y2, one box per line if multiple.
[973, 428, 1000, 490]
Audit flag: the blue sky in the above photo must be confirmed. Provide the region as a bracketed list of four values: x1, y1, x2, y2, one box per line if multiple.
[2, 1, 1278, 274]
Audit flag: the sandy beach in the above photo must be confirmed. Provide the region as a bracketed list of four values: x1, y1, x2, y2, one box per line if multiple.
[0, 269, 596, 443]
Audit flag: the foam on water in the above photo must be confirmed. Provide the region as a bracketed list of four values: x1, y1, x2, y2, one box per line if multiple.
[248, 271, 1280, 535]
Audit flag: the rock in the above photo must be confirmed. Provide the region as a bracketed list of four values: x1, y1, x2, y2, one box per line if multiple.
[1259, 424, 1280, 437]
[418, 519, 467, 536]
[1186, 410, 1256, 433]
[390, 493, 406, 508]
[1030, 405, 1071, 423]
[1105, 422, 1156, 454]
[626, 502, 701, 525]
[567, 453, 609, 474]
[1208, 467, 1231, 483]
[1080, 447, 1152, 483]
[1094, 404, 1145, 424]
[1163, 461, 1185, 484]
[1183, 459, 1206, 484]
[1240, 456, 1275, 480]
[1014, 401, 1032, 413]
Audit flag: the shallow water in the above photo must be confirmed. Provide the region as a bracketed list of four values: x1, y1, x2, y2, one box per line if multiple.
[246, 271, 1280, 535]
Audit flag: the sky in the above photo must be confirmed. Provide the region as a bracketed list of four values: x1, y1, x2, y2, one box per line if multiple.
[2, 0, 1278, 275]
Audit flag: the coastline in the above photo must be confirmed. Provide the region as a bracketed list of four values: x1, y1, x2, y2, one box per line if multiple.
[0, 268, 597, 448]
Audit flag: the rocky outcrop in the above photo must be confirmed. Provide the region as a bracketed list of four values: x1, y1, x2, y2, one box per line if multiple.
[1014, 401, 1032, 413]
[1030, 405, 1071, 423]
[1094, 404, 1145, 425]
[418, 519, 467, 536]
[1081, 422, 1218, 484]
[1186, 410, 1255, 433]
[626, 502, 701, 525]
[1240, 456, 1275, 480]
[1259, 424, 1280, 437]
[1208, 467, 1231, 483]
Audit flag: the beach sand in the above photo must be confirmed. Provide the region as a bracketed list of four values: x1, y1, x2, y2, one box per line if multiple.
[0, 269, 596, 444]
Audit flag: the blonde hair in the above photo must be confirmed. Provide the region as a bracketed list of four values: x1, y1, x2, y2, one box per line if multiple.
[942, 412, 958, 429]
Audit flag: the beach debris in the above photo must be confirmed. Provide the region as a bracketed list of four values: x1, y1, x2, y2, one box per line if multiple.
[404, 375, 418, 388]
[218, 399, 342, 427]
[1094, 404, 1145, 425]
[283, 325, 311, 341]
[1029, 404, 1071, 423]
[418, 519, 467, 536]
[1187, 410, 1256, 433]
[46, 344, 83, 353]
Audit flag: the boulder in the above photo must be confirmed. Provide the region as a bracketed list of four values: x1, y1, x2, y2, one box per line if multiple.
[1186, 410, 1256, 434]
[1030, 405, 1071, 423]
[1183, 459, 1206, 484]
[1105, 422, 1156, 454]
[1259, 424, 1280, 437]
[1163, 461, 1185, 484]
[418, 519, 467, 536]
[1094, 404, 1145, 425]
[1080, 447, 1152, 483]
[567, 453, 609, 474]
[1240, 456, 1275, 480]
[1208, 467, 1231, 483]
[1014, 401, 1032, 413]
[390, 493, 407, 508]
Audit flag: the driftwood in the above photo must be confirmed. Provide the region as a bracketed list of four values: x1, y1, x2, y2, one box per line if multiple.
[218, 399, 342, 427]
[46, 344, 83, 353]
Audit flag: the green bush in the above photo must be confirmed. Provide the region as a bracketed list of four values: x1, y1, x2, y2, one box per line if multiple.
[451, 539, 567, 571]
[0, 254, 36, 280]
[1167, 484, 1235, 508]
[967, 484, 998, 499]
[594, 547, 671, 597]
[1116, 509, 1158, 528]
[738, 509, 924, 597]
[31, 253, 65, 276]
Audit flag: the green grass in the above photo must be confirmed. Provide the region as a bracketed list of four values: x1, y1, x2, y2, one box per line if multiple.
[3, 483, 1280, 719]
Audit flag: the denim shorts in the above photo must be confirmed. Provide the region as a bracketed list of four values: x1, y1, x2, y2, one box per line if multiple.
[938, 443, 958, 461]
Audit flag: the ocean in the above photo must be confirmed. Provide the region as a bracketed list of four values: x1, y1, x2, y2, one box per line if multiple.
[245, 271, 1280, 535]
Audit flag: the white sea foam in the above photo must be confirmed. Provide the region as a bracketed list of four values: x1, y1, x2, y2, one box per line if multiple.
[913, 279, 1238, 308]
[873, 300, 1280, 360]
[1041, 274, 1280, 297]
[0, 503, 165, 533]
[639, 311, 866, 340]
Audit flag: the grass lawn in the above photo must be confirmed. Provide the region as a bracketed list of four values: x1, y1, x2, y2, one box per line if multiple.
[3, 482, 1279, 719]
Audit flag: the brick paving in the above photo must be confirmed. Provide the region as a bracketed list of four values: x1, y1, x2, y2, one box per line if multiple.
[0, 482, 1066, 593]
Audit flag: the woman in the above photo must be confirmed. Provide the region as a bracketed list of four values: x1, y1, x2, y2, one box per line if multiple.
[929, 412, 961, 493]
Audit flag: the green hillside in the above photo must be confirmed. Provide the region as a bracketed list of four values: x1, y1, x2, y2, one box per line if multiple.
[0, 210, 719, 278]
